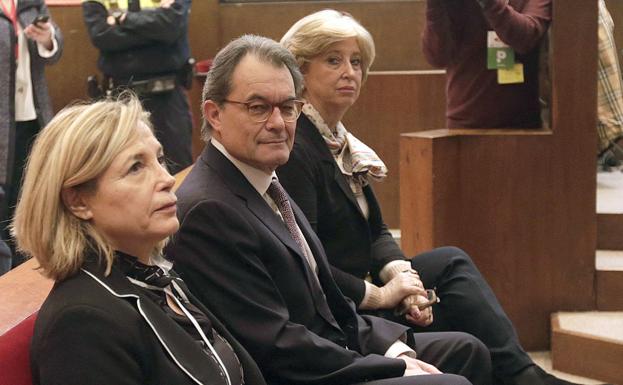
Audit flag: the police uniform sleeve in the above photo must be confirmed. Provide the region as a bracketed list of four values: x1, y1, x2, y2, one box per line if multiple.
[122, 0, 189, 44]
[82, 0, 154, 52]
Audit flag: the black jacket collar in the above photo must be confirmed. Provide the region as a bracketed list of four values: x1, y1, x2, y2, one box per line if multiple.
[201, 142, 310, 264]
[81, 256, 223, 385]
[297, 114, 366, 218]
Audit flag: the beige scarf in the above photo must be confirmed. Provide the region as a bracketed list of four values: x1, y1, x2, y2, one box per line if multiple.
[302, 103, 387, 194]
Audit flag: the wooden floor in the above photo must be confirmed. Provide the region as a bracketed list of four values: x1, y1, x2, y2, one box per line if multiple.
[530, 351, 603, 384]
[597, 170, 623, 214]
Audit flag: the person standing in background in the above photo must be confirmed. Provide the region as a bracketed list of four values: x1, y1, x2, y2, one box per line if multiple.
[0, 187, 8, 273]
[422, 0, 551, 129]
[0, 0, 63, 274]
[597, 0, 623, 170]
[82, 0, 193, 175]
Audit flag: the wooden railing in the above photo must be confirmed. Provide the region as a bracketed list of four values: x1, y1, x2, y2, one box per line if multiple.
[399, 0, 598, 350]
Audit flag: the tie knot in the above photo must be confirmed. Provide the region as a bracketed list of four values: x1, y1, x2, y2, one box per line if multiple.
[267, 179, 288, 206]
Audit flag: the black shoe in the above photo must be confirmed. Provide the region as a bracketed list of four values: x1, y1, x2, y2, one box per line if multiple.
[505, 365, 611, 385]
[599, 149, 622, 172]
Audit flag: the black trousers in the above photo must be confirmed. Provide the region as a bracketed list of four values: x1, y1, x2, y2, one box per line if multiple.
[141, 86, 193, 175]
[354, 332, 490, 385]
[381, 247, 533, 382]
[1, 119, 40, 269]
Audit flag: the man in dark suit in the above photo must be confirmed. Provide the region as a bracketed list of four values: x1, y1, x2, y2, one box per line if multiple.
[168, 34, 491, 385]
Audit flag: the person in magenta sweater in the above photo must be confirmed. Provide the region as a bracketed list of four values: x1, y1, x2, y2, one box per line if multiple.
[422, 0, 551, 128]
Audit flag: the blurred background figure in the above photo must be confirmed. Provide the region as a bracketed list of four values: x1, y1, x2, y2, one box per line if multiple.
[82, 0, 193, 174]
[0, 231, 10, 274]
[0, 0, 63, 275]
[422, 0, 551, 129]
[0, 187, 8, 273]
[597, 0, 623, 171]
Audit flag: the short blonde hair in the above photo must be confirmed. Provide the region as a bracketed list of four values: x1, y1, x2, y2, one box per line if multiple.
[280, 9, 376, 81]
[12, 94, 160, 281]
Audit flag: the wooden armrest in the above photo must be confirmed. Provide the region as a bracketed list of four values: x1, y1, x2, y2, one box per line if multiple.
[45, 0, 82, 6]
[402, 128, 552, 140]
[0, 259, 53, 336]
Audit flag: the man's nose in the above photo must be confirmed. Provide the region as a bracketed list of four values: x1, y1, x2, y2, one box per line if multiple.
[265, 106, 286, 130]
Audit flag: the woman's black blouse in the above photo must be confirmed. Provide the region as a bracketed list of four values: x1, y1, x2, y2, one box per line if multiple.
[115, 252, 243, 385]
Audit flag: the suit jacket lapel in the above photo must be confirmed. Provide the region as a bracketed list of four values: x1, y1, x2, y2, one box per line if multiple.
[291, 200, 349, 331]
[81, 259, 220, 385]
[202, 144, 305, 261]
[203, 144, 343, 331]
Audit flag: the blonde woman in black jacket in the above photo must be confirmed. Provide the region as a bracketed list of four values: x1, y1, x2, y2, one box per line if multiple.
[13, 95, 265, 385]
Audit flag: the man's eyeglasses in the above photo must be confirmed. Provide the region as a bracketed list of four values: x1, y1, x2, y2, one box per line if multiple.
[223, 99, 305, 123]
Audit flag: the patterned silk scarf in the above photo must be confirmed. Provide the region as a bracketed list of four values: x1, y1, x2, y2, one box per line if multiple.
[302, 103, 387, 194]
[115, 251, 174, 288]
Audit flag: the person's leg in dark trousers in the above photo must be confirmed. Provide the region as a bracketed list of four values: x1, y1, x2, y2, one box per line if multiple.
[142, 86, 193, 175]
[412, 331, 492, 385]
[0, 239, 11, 276]
[4, 120, 40, 267]
[408, 246, 533, 381]
[356, 373, 472, 385]
[0, 187, 10, 275]
[353, 331, 489, 385]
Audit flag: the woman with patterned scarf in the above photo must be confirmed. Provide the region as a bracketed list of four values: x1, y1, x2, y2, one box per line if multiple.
[277, 9, 588, 385]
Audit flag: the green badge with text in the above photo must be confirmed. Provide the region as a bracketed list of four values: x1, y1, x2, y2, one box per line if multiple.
[487, 31, 515, 69]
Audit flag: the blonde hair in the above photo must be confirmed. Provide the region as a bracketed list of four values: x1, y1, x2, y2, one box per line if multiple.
[280, 9, 376, 81]
[12, 94, 159, 281]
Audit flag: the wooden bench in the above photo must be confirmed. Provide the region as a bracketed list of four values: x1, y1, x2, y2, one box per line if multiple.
[0, 259, 53, 385]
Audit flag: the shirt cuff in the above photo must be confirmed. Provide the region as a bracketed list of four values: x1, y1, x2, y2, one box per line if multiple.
[385, 340, 417, 359]
[379, 260, 411, 283]
[37, 25, 58, 58]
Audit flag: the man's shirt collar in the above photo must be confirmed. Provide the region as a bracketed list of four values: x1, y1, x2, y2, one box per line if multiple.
[211, 138, 274, 195]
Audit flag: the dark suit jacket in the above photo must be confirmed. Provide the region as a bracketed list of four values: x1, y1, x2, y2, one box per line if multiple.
[169, 143, 409, 385]
[277, 114, 406, 305]
[31, 256, 265, 385]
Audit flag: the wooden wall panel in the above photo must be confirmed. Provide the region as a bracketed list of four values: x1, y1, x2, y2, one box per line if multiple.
[400, 0, 597, 350]
[45, 5, 99, 112]
[343, 71, 446, 228]
[185, 0, 220, 158]
[218, 0, 434, 71]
